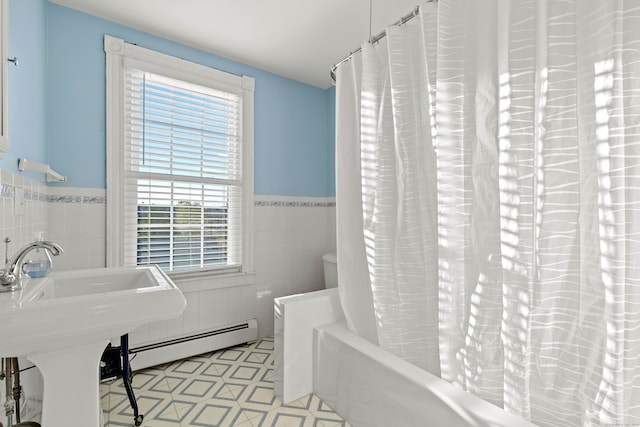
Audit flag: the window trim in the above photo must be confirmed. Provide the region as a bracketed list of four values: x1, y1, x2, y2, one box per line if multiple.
[104, 35, 254, 279]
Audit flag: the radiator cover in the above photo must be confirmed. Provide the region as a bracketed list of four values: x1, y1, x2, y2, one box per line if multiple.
[129, 319, 258, 371]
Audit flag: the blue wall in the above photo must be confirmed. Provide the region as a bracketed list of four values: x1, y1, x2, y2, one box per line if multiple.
[0, 0, 47, 180]
[2, 0, 337, 197]
[326, 86, 336, 197]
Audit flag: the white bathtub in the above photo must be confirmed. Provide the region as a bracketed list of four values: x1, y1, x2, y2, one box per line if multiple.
[313, 321, 537, 427]
[274, 289, 537, 427]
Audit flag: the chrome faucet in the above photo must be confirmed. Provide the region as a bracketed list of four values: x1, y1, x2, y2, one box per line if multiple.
[0, 241, 63, 292]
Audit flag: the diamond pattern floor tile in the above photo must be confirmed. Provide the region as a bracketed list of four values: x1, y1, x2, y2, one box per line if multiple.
[186, 400, 240, 426]
[101, 337, 349, 427]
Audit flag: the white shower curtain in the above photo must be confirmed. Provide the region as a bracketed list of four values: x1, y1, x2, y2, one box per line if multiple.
[335, 0, 640, 426]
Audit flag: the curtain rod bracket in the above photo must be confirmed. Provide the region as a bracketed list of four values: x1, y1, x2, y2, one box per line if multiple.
[330, 2, 435, 83]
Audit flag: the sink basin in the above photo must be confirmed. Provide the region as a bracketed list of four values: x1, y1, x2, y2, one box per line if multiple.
[0, 265, 186, 356]
[0, 265, 186, 427]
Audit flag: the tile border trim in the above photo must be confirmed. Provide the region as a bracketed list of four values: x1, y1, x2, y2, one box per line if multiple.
[254, 200, 335, 208]
[0, 183, 13, 198]
[1, 185, 336, 207]
[1, 171, 336, 208]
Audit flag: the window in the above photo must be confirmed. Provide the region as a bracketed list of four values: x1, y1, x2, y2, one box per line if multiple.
[105, 35, 254, 277]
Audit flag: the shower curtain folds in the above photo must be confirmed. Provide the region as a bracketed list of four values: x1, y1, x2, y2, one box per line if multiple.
[334, 0, 640, 426]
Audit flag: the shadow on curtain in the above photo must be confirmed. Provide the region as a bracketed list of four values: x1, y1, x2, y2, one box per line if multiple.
[334, 0, 640, 425]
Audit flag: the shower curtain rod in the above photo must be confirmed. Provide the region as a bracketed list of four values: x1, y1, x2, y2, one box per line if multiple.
[330, 2, 433, 83]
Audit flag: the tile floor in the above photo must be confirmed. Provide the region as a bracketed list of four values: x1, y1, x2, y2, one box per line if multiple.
[100, 337, 350, 427]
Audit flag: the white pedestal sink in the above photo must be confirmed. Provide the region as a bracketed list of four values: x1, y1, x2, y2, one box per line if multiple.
[0, 265, 186, 427]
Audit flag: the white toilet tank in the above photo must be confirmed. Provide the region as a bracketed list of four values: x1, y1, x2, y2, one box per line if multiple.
[322, 252, 338, 288]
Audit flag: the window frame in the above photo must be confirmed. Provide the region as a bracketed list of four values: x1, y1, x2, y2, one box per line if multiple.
[104, 35, 254, 280]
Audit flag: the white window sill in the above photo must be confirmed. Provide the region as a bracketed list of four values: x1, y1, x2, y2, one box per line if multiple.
[169, 270, 256, 293]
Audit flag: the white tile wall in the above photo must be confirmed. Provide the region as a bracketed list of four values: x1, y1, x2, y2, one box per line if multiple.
[130, 196, 336, 344]
[0, 169, 48, 256]
[254, 196, 336, 337]
[46, 186, 107, 271]
[0, 168, 337, 347]
[0, 169, 337, 426]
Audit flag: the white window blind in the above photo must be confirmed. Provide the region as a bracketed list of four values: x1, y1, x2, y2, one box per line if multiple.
[123, 69, 243, 272]
[105, 35, 254, 278]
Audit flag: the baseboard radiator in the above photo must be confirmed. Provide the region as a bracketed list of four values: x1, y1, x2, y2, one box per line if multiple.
[129, 319, 258, 371]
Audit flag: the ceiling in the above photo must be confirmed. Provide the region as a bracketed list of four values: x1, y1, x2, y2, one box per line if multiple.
[47, 0, 423, 89]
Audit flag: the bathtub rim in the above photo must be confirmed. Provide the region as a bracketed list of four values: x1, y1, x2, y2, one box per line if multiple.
[313, 320, 538, 427]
